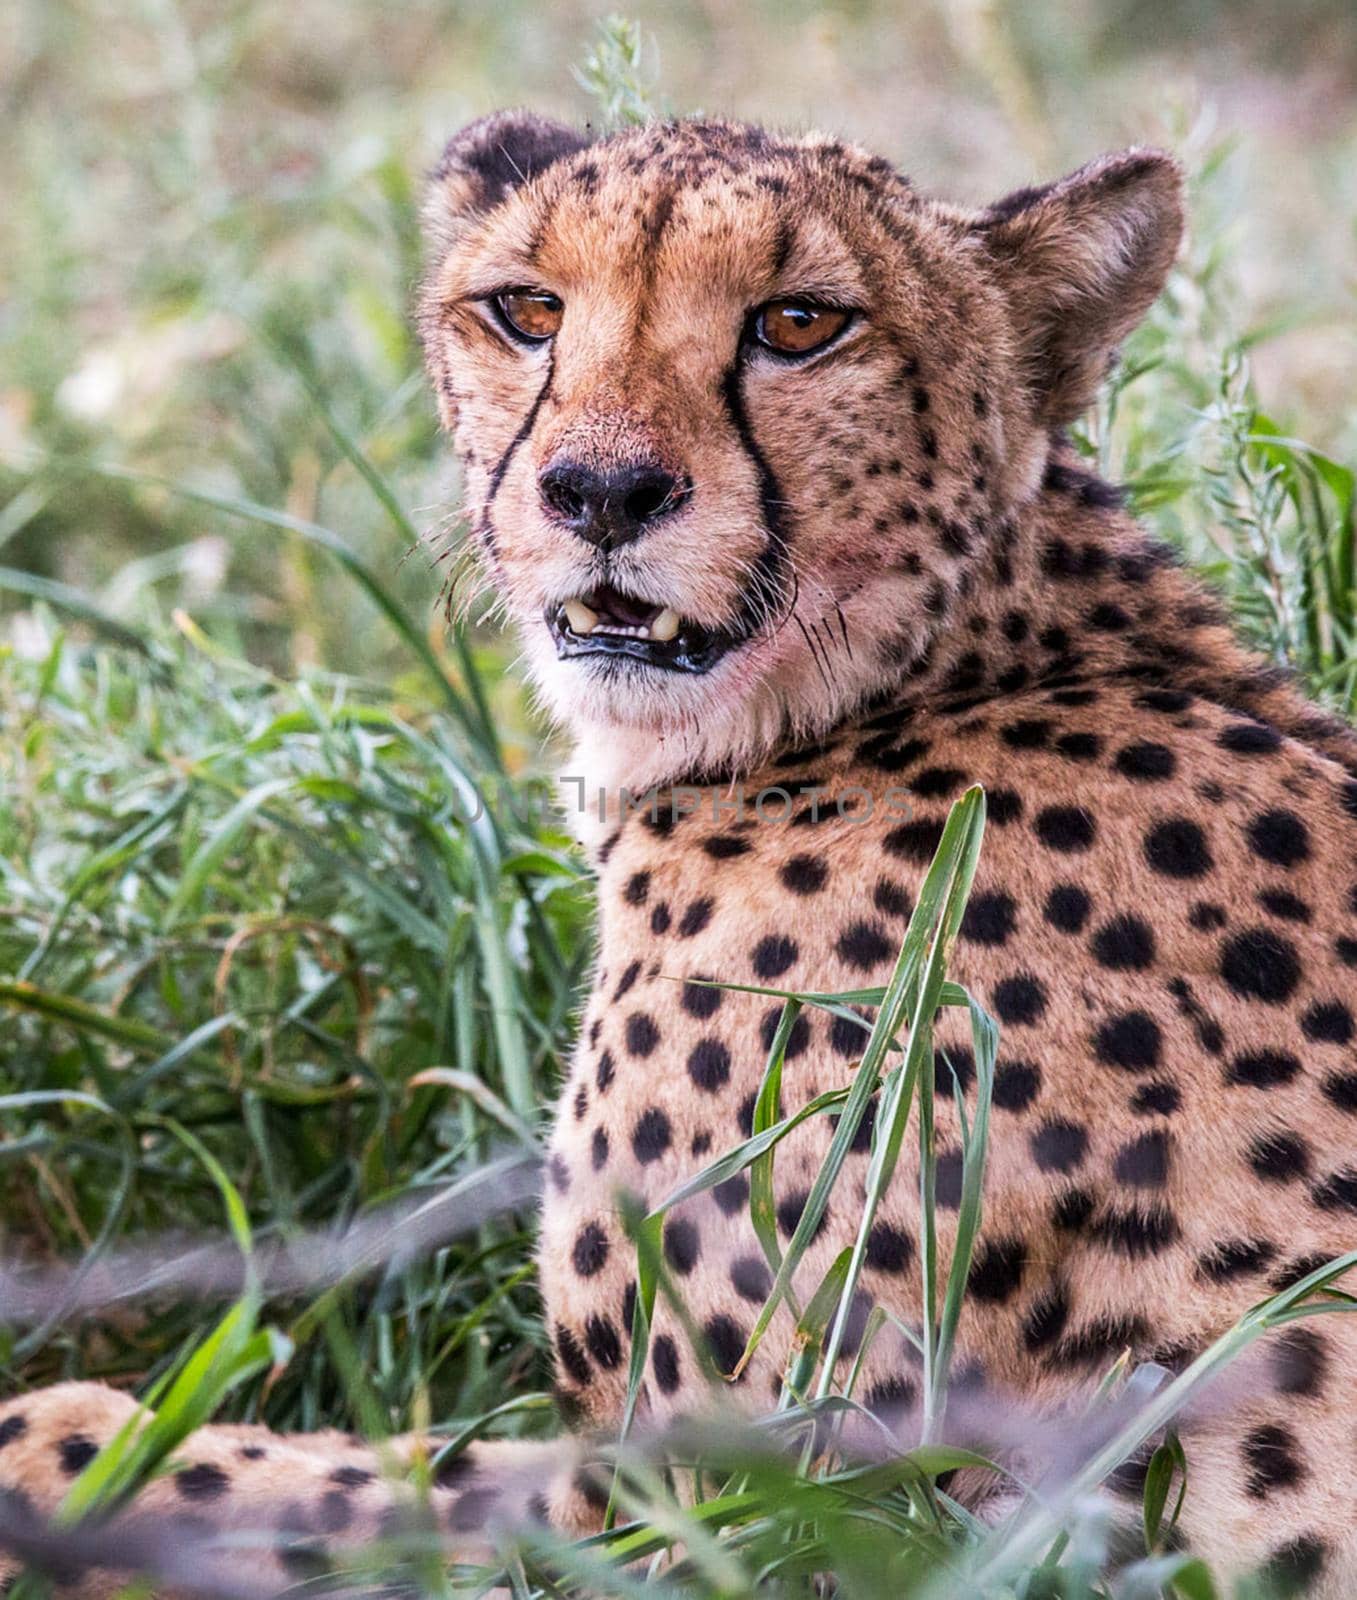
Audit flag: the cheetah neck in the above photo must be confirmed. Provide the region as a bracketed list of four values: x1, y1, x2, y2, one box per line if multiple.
[565, 452, 1357, 853]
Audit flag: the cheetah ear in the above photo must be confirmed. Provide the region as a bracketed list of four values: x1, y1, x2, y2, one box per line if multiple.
[974, 148, 1183, 426]
[425, 110, 592, 241]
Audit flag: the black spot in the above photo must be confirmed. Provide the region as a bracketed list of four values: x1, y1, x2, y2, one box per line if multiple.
[1094, 1010, 1161, 1072]
[1258, 888, 1311, 922]
[992, 973, 1047, 1025]
[1055, 731, 1101, 761]
[1302, 999, 1353, 1044]
[760, 1005, 810, 1059]
[662, 1218, 700, 1278]
[1246, 809, 1311, 869]
[865, 1221, 914, 1273]
[704, 1315, 747, 1380]
[1031, 1119, 1088, 1173]
[625, 1012, 661, 1056]
[677, 897, 714, 937]
[1338, 935, 1357, 967]
[1088, 602, 1131, 631]
[585, 1315, 623, 1370]
[961, 891, 1016, 946]
[1091, 915, 1155, 970]
[652, 1335, 681, 1393]
[1243, 1423, 1306, 1497]
[830, 1095, 878, 1152]
[1113, 1129, 1171, 1188]
[1091, 1205, 1180, 1257]
[1259, 1534, 1327, 1596]
[967, 1237, 1026, 1303]
[703, 833, 751, 859]
[573, 1083, 588, 1121]
[1043, 883, 1091, 932]
[987, 788, 1024, 825]
[713, 1174, 750, 1215]
[632, 1106, 672, 1164]
[993, 1060, 1041, 1110]
[1248, 1130, 1310, 1182]
[884, 817, 946, 863]
[1272, 1327, 1327, 1398]
[781, 855, 828, 894]
[687, 1037, 731, 1093]
[1187, 901, 1226, 930]
[731, 1256, 772, 1303]
[866, 1374, 918, 1413]
[1226, 1049, 1301, 1088]
[909, 765, 968, 798]
[1132, 1079, 1181, 1115]
[934, 1045, 975, 1102]
[572, 1222, 608, 1277]
[624, 871, 650, 905]
[873, 878, 913, 919]
[1022, 1283, 1070, 1351]
[752, 935, 798, 979]
[1143, 818, 1213, 879]
[936, 1147, 964, 1209]
[829, 1010, 868, 1060]
[614, 960, 642, 1001]
[590, 1127, 608, 1170]
[1322, 1073, 1357, 1112]
[777, 1188, 826, 1240]
[175, 1461, 230, 1501]
[1001, 719, 1051, 749]
[1218, 722, 1281, 755]
[1312, 1168, 1357, 1212]
[1002, 610, 1029, 642]
[58, 1434, 98, 1475]
[1052, 1187, 1095, 1231]
[239, 1444, 266, 1461]
[1052, 1315, 1148, 1369]
[1196, 1237, 1275, 1282]
[1136, 688, 1192, 713]
[330, 1465, 373, 1488]
[1114, 741, 1176, 782]
[650, 902, 671, 935]
[547, 1153, 569, 1194]
[682, 979, 722, 1019]
[555, 1318, 592, 1382]
[1034, 805, 1096, 851]
[836, 920, 895, 970]
[0, 1416, 27, 1449]
[596, 1050, 615, 1093]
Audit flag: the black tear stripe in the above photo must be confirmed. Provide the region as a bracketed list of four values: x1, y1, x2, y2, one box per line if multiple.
[482, 353, 556, 557]
[719, 359, 793, 640]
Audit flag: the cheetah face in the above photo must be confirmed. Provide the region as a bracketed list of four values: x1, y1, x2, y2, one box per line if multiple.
[420, 115, 1180, 770]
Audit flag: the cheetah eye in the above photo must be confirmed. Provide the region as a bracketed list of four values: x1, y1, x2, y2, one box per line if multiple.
[750, 299, 851, 357]
[492, 289, 564, 344]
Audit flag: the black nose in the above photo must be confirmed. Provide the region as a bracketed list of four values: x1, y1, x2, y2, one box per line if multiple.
[538, 460, 687, 550]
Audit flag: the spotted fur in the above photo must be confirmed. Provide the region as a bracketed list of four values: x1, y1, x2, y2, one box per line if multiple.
[4, 114, 1356, 1596]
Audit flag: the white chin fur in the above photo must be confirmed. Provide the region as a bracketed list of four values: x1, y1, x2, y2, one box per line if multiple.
[519, 607, 917, 853]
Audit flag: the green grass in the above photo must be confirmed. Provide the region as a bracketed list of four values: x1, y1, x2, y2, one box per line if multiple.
[2, 7, 1356, 1597]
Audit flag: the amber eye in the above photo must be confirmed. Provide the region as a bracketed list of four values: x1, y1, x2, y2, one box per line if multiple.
[493, 289, 564, 343]
[753, 299, 851, 356]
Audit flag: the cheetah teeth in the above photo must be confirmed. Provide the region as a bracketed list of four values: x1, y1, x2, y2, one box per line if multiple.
[562, 601, 683, 642]
[563, 599, 599, 634]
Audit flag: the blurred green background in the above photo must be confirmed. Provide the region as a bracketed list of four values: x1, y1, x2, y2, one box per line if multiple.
[3, 0, 1354, 703]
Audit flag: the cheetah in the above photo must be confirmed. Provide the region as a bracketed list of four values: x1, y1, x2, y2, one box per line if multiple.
[3, 112, 1356, 1597]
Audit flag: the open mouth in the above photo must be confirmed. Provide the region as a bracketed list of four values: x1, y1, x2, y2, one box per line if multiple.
[547, 585, 741, 674]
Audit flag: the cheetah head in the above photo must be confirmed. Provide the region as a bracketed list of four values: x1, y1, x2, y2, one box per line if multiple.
[420, 114, 1181, 784]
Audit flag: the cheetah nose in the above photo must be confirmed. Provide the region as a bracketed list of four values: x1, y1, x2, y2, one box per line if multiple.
[538, 459, 689, 551]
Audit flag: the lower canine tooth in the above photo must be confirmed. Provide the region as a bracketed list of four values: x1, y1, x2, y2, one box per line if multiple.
[563, 600, 599, 635]
[649, 607, 681, 642]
